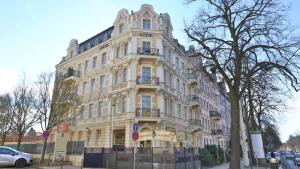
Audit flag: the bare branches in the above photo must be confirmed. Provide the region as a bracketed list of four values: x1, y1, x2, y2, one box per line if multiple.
[185, 0, 300, 168]
[0, 93, 13, 145]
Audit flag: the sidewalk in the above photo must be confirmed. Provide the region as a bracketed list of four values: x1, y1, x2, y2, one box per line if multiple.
[206, 162, 282, 169]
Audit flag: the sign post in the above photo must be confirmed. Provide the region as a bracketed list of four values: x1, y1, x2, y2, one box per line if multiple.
[132, 123, 139, 169]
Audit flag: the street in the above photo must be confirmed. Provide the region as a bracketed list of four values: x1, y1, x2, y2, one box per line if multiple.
[281, 155, 300, 169]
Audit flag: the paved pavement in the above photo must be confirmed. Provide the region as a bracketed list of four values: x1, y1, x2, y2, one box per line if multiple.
[206, 162, 283, 169]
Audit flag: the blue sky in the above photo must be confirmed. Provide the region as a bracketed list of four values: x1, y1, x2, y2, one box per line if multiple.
[0, 0, 299, 142]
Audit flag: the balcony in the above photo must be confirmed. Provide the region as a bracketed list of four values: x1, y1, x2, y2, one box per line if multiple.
[187, 95, 201, 108]
[188, 119, 202, 131]
[136, 76, 160, 91]
[135, 108, 161, 121]
[187, 73, 198, 85]
[209, 111, 222, 121]
[137, 47, 159, 56]
[212, 129, 223, 138]
[63, 68, 80, 83]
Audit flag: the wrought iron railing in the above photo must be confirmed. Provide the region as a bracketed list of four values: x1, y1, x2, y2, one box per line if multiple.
[136, 76, 159, 85]
[136, 108, 160, 117]
[209, 111, 222, 118]
[188, 95, 200, 102]
[211, 129, 223, 135]
[63, 68, 80, 79]
[189, 119, 202, 127]
[137, 47, 159, 56]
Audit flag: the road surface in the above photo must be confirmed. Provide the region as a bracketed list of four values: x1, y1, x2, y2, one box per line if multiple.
[281, 155, 300, 169]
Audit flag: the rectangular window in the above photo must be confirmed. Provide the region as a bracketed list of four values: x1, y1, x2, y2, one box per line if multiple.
[142, 95, 151, 112]
[89, 104, 93, 118]
[99, 75, 105, 90]
[177, 104, 181, 117]
[169, 99, 173, 116]
[122, 96, 127, 112]
[80, 106, 84, 119]
[124, 43, 128, 55]
[176, 57, 179, 69]
[164, 98, 168, 114]
[92, 56, 97, 68]
[142, 41, 151, 53]
[83, 82, 87, 94]
[78, 63, 81, 72]
[116, 47, 120, 59]
[91, 79, 95, 92]
[119, 23, 124, 33]
[114, 71, 119, 84]
[78, 131, 82, 140]
[143, 19, 151, 29]
[84, 60, 88, 73]
[101, 52, 106, 64]
[177, 79, 180, 91]
[182, 82, 185, 94]
[141, 67, 151, 83]
[95, 129, 100, 146]
[97, 101, 102, 117]
[123, 67, 128, 82]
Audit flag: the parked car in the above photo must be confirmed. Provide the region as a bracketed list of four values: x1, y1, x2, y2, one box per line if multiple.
[286, 151, 295, 159]
[266, 152, 281, 164]
[0, 146, 33, 168]
[294, 153, 300, 166]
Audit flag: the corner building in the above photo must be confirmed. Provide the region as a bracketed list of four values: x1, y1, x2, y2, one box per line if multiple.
[53, 4, 231, 153]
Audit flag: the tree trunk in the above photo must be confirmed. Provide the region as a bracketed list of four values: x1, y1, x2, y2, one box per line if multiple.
[17, 134, 23, 151]
[0, 134, 6, 146]
[40, 138, 48, 164]
[229, 92, 241, 169]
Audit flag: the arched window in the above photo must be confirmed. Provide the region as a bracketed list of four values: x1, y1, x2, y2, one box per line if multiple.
[119, 23, 124, 33]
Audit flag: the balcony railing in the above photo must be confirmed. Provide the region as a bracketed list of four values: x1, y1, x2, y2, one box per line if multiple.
[136, 108, 160, 118]
[63, 68, 80, 79]
[137, 47, 159, 56]
[209, 111, 222, 118]
[136, 76, 159, 85]
[188, 95, 200, 102]
[187, 73, 197, 80]
[189, 119, 202, 126]
[212, 129, 223, 135]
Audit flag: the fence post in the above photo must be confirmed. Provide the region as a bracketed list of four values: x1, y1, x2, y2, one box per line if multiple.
[152, 147, 154, 169]
[184, 147, 186, 169]
[116, 148, 118, 169]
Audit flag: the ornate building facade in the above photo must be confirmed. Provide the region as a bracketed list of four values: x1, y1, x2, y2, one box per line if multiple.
[53, 4, 231, 155]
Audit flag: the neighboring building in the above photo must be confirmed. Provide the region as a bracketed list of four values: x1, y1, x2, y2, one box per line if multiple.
[53, 4, 231, 156]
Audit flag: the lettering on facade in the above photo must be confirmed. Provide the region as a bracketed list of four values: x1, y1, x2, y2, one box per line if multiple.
[139, 32, 152, 37]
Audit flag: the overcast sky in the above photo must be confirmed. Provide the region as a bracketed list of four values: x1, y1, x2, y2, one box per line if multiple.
[0, 0, 299, 142]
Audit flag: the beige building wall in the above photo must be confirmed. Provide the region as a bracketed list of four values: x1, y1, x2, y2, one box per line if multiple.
[53, 4, 231, 159]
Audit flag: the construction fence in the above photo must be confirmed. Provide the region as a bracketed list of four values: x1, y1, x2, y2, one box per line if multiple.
[83, 147, 202, 169]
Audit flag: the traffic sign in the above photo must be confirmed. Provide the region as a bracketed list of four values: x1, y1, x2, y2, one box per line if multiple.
[42, 131, 49, 138]
[133, 123, 139, 131]
[132, 131, 139, 141]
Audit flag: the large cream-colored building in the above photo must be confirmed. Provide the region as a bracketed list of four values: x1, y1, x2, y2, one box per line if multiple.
[52, 4, 231, 154]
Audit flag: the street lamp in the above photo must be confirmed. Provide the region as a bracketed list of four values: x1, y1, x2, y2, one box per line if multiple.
[152, 129, 156, 147]
[111, 103, 116, 148]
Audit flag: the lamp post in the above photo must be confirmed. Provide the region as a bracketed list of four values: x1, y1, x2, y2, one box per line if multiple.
[111, 103, 116, 148]
[152, 129, 156, 147]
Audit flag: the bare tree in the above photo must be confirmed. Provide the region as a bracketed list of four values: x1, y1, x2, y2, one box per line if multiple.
[0, 93, 13, 145]
[35, 72, 79, 163]
[11, 76, 39, 150]
[185, 0, 300, 168]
